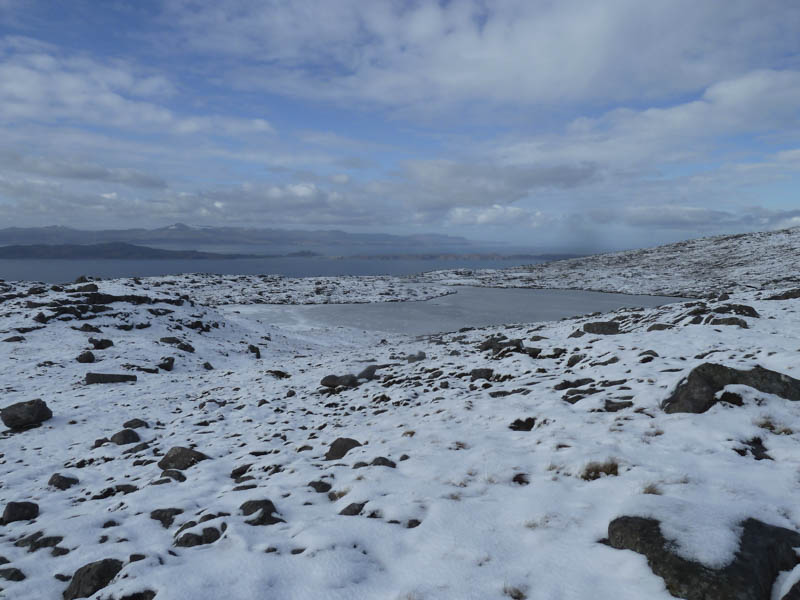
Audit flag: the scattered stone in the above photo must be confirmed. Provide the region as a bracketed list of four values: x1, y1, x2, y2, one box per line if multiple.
[767, 289, 800, 300]
[371, 456, 396, 468]
[110, 429, 140, 446]
[158, 357, 175, 371]
[339, 502, 367, 516]
[85, 373, 137, 385]
[647, 323, 673, 331]
[1, 399, 52, 430]
[248, 344, 261, 359]
[509, 418, 536, 431]
[150, 508, 184, 528]
[0, 567, 25, 581]
[662, 363, 800, 414]
[49, 473, 79, 490]
[2, 501, 39, 524]
[603, 400, 634, 412]
[157, 447, 210, 471]
[2, 335, 24, 342]
[470, 368, 494, 382]
[713, 303, 760, 318]
[308, 480, 331, 493]
[324, 437, 362, 461]
[554, 378, 594, 391]
[175, 527, 221, 547]
[406, 351, 426, 363]
[76, 351, 95, 363]
[607, 516, 800, 600]
[583, 321, 620, 335]
[240, 500, 284, 526]
[710, 317, 748, 328]
[62, 558, 123, 600]
[320, 374, 359, 388]
[88, 338, 114, 350]
[735, 437, 773, 461]
[123, 418, 148, 429]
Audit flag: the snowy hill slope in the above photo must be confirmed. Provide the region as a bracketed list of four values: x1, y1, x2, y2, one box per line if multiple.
[419, 226, 800, 298]
[1, 229, 800, 599]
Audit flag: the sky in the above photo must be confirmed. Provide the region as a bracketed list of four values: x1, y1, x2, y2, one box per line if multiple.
[0, 0, 799, 252]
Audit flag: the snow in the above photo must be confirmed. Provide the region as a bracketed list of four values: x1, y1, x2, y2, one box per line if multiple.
[2, 227, 800, 599]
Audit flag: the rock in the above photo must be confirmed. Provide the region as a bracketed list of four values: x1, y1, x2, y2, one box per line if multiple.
[85, 373, 137, 385]
[583, 321, 620, 335]
[662, 363, 800, 414]
[2, 335, 25, 342]
[308, 480, 332, 493]
[320, 374, 359, 388]
[554, 378, 595, 391]
[76, 351, 95, 363]
[0, 567, 25, 581]
[157, 447, 210, 471]
[607, 516, 800, 600]
[2, 501, 39, 524]
[49, 473, 79, 490]
[88, 338, 114, 350]
[248, 344, 261, 359]
[339, 502, 367, 516]
[567, 353, 585, 367]
[118, 591, 156, 600]
[123, 418, 148, 429]
[174, 527, 221, 547]
[647, 323, 673, 331]
[603, 400, 634, 412]
[470, 368, 494, 382]
[240, 500, 284, 526]
[150, 508, 184, 528]
[62, 558, 123, 600]
[713, 303, 760, 318]
[157, 357, 175, 371]
[509, 417, 536, 431]
[110, 429, 140, 445]
[1, 399, 52, 430]
[371, 456, 396, 468]
[324, 437, 362, 461]
[767, 289, 800, 300]
[203, 362, 214, 370]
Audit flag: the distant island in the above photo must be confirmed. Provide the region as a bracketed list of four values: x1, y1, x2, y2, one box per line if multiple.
[0, 242, 262, 260]
[0, 242, 579, 262]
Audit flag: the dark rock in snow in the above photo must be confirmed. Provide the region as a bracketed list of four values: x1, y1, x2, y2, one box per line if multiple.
[339, 502, 367, 516]
[49, 473, 79, 490]
[157, 356, 175, 371]
[175, 527, 221, 547]
[1, 398, 52, 430]
[157, 447, 210, 471]
[2, 335, 25, 342]
[62, 558, 123, 600]
[308, 480, 332, 493]
[607, 515, 800, 600]
[110, 429, 140, 445]
[662, 363, 800, 414]
[88, 338, 113, 350]
[713, 303, 760, 318]
[371, 456, 396, 468]
[2, 501, 39, 524]
[767, 289, 800, 300]
[85, 373, 137, 385]
[320, 374, 359, 388]
[123, 418, 148, 429]
[509, 417, 536, 431]
[470, 368, 494, 382]
[150, 508, 184, 528]
[554, 378, 595, 391]
[240, 500, 284, 526]
[710, 317, 749, 328]
[324, 437, 362, 461]
[406, 351, 426, 363]
[583, 321, 620, 335]
[76, 351, 95, 363]
[248, 344, 261, 359]
[0, 567, 25, 581]
[203, 362, 214, 370]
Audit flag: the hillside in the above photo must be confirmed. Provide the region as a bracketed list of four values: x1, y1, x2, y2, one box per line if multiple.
[419, 226, 800, 297]
[1, 228, 800, 599]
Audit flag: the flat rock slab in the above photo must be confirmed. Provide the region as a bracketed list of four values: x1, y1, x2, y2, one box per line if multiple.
[85, 373, 138, 385]
[662, 363, 800, 413]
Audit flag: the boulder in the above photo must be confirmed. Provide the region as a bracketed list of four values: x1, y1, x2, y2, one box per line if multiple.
[88, 338, 113, 350]
[150, 508, 184, 528]
[157, 446, 210, 471]
[76, 351, 95, 364]
[62, 558, 123, 599]
[157, 356, 175, 371]
[2, 501, 39, 524]
[48, 473, 79, 491]
[607, 516, 800, 600]
[240, 499, 284, 526]
[662, 363, 800, 414]
[320, 374, 359, 388]
[324, 437, 362, 461]
[339, 502, 367, 516]
[110, 429, 140, 445]
[470, 368, 494, 382]
[1, 399, 52, 430]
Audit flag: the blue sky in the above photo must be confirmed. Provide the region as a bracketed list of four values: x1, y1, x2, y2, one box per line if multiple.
[0, 0, 798, 251]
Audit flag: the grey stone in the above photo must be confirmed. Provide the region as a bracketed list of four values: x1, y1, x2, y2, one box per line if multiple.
[1, 399, 52, 430]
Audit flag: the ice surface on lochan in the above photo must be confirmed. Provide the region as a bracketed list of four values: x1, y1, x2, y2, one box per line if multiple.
[2, 227, 800, 599]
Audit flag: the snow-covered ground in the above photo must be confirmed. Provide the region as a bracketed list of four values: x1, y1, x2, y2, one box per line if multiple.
[2, 227, 800, 600]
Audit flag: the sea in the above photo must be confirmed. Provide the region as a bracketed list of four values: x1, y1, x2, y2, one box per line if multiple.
[0, 256, 540, 284]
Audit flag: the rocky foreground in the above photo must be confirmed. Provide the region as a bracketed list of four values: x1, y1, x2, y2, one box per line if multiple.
[2, 230, 800, 599]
